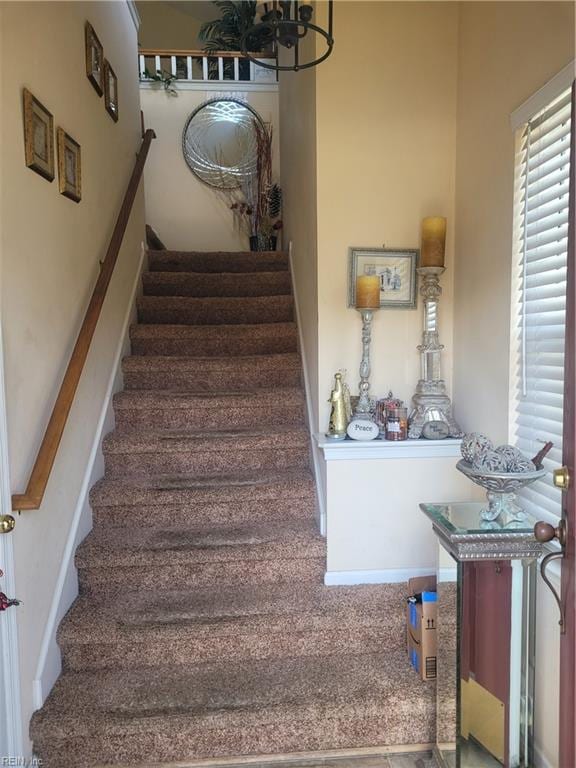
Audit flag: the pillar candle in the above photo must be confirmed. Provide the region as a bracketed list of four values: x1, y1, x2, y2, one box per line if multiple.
[420, 217, 447, 267]
[356, 275, 380, 309]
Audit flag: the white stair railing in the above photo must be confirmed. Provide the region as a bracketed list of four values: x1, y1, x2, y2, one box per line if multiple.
[138, 49, 277, 84]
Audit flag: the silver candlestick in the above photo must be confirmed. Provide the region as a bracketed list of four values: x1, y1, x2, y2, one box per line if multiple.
[354, 308, 376, 417]
[409, 266, 461, 438]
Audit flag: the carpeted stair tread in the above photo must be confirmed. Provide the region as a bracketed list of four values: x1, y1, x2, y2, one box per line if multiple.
[122, 353, 302, 391]
[137, 295, 294, 325]
[57, 584, 407, 671]
[143, 270, 292, 297]
[60, 582, 406, 644]
[148, 249, 289, 273]
[103, 424, 310, 455]
[114, 386, 304, 410]
[129, 322, 298, 357]
[76, 519, 324, 569]
[102, 425, 310, 477]
[90, 467, 316, 509]
[32, 242, 437, 766]
[90, 495, 315, 530]
[112, 387, 306, 429]
[31, 652, 434, 753]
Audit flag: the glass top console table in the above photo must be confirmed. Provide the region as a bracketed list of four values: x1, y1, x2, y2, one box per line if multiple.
[420, 502, 544, 768]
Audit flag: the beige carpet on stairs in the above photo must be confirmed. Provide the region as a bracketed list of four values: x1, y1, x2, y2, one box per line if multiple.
[30, 249, 435, 767]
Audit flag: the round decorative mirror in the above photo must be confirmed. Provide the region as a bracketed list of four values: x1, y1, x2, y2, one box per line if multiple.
[182, 98, 265, 189]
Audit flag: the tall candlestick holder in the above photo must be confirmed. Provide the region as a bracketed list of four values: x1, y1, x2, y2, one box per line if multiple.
[408, 266, 461, 438]
[354, 308, 376, 418]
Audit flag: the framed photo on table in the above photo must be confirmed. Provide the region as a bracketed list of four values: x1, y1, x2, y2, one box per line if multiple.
[348, 247, 418, 309]
[23, 88, 55, 182]
[57, 128, 81, 203]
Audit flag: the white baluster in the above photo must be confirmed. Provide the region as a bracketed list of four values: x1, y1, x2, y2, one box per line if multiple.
[139, 54, 145, 77]
[154, 55, 161, 74]
[249, 60, 256, 81]
[202, 56, 209, 81]
[233, 56, 240, 81]
[170, 56, 177, 76]
[186, 55, 192, 80]
[218, 57, 224, 80]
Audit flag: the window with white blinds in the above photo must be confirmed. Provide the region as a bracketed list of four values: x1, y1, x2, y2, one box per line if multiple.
[511, 87, 571, 524]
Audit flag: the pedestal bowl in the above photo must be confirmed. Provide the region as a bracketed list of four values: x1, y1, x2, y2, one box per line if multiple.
[456, 459, 546, 522]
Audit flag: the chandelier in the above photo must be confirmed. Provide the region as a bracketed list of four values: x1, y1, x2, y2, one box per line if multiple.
[240, 1, 334, 72]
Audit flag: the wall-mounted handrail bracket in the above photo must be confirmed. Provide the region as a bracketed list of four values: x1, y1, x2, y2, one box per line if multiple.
[534, 519, 567, 633]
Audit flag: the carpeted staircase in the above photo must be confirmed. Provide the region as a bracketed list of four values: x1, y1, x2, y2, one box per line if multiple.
[31, 249, 435, 767]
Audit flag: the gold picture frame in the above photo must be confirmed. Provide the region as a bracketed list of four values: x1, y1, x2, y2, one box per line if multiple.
[23, 88, 54, 182]
[57, 128, 81, 203]
[85, 21, 104, 96]
[103, 59, 118, 122]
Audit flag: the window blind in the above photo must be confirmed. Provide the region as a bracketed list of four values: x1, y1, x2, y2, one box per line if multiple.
[511, 87, 571, 524]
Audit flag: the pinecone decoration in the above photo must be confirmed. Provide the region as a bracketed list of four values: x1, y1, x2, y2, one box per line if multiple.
[267, 184, 282, 219]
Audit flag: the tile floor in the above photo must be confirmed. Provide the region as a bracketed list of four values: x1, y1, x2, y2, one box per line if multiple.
[249, 754, 437, 768]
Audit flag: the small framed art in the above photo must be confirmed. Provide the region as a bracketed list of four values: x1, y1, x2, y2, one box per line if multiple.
[23, 88, 54, 182]
[85, 21, 104, 96]
[348, 247, 418, 309]
[57, 128, 81, 203]
[103, 59, 119, 121]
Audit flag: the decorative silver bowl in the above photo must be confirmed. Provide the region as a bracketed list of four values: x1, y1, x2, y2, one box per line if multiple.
[456, 459, 546, 521]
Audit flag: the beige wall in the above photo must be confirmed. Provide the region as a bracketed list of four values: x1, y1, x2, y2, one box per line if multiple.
[141, 85, 279, 251]
[281, 2, 572, 762]
[0, 1, 145, 748]
[137, 1, 202, 50]
[453, 1, 574, 443]
[316, 1, 459, 433]
[326, 456, 478, 574]
[453, 4, 574, 766]
[279, 15, 321, 501]
[282, 0, 462, 569]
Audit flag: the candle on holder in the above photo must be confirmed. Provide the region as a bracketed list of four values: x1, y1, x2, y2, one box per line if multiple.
[356, 275, 380, 309]
[420, 217, 446, 268]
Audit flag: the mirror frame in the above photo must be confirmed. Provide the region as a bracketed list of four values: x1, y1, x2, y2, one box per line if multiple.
[182, 97, 266, 190]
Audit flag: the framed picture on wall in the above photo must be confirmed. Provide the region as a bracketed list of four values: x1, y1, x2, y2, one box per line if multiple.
[348, 247, 419, 309]
[103, 59, 118, 121]
[56, 128, 81, 203]
[85, 21, 104, 96]
[23, 88, 55, 182]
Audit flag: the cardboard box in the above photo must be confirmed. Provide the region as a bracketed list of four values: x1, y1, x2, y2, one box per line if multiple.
[406, 575, 437, 681]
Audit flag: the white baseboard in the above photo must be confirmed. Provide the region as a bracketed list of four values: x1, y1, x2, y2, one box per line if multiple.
[32, 245, 146, 709]
[324, 567, 436, 586]
[533, 742, 555, 768]
[288, 242, 327, 536]
[438, 567, 458, 582]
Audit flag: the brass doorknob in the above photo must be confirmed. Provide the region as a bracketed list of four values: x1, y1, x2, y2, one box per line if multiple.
[0, 515, 15, 534]
[534, 519, 566, 547]
[553, 466, 571, 490]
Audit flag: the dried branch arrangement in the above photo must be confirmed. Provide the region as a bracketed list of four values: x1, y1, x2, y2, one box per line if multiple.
[217, 119, 282, 243]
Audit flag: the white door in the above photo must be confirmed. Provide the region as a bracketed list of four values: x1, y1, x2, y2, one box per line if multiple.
[0, 326, 24, 758]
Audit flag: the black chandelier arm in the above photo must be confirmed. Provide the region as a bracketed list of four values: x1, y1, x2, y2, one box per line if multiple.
[240, 19, 334, 72]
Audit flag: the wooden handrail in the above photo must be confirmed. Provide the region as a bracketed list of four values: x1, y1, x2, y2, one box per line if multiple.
[138, 48, 272, 59]
[12, 129, 156, 512]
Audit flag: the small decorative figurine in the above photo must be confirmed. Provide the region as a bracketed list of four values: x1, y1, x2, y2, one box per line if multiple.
[326, 372, 348, 440]
[337, 369, 353, 425]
